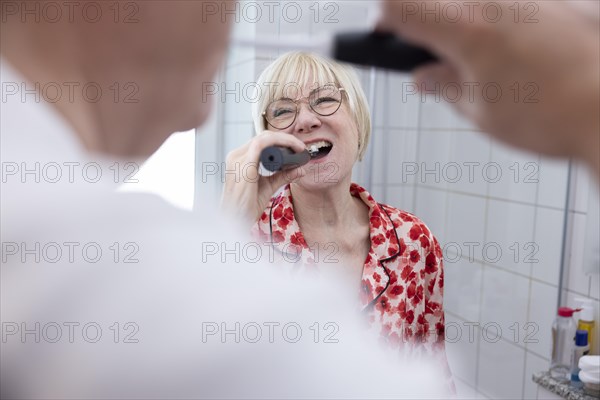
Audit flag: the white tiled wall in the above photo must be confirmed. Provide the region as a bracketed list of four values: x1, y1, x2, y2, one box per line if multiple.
[478, 336, 526, 399]
[561, 165, 600, 355]
[487, 143, 539, 204]
[527, 281, 560, 359]
[398, 97, 599, 397]
[199, 2, 600, 398]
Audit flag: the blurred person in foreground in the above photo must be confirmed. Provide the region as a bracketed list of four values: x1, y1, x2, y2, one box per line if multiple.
[0, 1, 447, 398]
[379, 0, 599, 180]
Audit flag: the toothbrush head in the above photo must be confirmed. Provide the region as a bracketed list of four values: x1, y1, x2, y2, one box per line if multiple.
[308, 145, 319, 157]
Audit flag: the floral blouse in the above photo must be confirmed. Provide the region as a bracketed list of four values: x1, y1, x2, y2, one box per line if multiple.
[252, 183, 454, 391]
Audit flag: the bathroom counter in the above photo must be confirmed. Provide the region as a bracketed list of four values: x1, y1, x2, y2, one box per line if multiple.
[533, 371, 598, 400]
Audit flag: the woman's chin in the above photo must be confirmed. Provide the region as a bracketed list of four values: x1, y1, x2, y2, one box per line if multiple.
[294, 168, 342, 190]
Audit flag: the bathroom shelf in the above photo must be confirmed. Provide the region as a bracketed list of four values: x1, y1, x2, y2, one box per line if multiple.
[533, 371, 598, 400]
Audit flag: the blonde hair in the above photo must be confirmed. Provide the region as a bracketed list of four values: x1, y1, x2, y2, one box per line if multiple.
[251, 52, 371, 161]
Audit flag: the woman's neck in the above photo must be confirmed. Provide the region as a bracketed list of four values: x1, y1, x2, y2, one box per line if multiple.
[290, 180, 368, 242]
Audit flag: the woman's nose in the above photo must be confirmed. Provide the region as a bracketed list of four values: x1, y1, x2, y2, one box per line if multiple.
[293, 103, 322, 134]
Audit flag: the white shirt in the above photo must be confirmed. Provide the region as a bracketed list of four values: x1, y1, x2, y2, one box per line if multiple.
[0, 59, 445, 399]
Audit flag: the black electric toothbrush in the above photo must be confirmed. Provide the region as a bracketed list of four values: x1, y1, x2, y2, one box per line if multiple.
[232, 30, 438, 73]
[260, 146, 320, 173]
[332, 31, 437, 72]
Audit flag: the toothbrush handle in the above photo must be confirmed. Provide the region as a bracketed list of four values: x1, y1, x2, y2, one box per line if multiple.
[333, 31, 438, 72]
[260, 146, 311, 173]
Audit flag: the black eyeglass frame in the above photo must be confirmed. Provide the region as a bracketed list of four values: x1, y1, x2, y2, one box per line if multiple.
[262, 85, 346, 130]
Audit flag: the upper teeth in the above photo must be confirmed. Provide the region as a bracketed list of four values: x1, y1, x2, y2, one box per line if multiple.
[307, 141, 332, 152]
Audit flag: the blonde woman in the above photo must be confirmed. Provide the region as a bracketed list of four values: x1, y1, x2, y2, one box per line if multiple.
[222, 52, 453, 388]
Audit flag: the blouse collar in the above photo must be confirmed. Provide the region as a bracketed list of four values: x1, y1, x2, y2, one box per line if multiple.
[267, 183, 402, 266]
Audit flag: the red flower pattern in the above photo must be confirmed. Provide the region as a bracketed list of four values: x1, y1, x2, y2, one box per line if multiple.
[408, 224, 423, 241]
[271, 230, 285, 243]
[409, 249, 421, 263]
[419, 234, 430, 249]
[253, 183, 453, 391]
[370, 216, 382, 229]
[376, 295, 392, 315]
[372, 233, 385, 246]
[425, 252, 438, 274]
[289, 232, 304, 247]
[388, 284, 404, 299]
[400, 264, 416, 282]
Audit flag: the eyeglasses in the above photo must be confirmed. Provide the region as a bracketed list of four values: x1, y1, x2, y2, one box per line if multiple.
[262, 85, 345, 130]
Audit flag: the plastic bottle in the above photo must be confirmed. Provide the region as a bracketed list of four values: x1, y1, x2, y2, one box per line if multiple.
[570, 330, 590, 388]
[574, 298, 596, 355]
[551, 307, 579, 381]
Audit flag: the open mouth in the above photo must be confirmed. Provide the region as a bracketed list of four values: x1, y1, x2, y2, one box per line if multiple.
[307, 140, 333, 160]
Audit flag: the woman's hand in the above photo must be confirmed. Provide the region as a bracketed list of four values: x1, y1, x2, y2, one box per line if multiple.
[221, 131, 307, 225]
